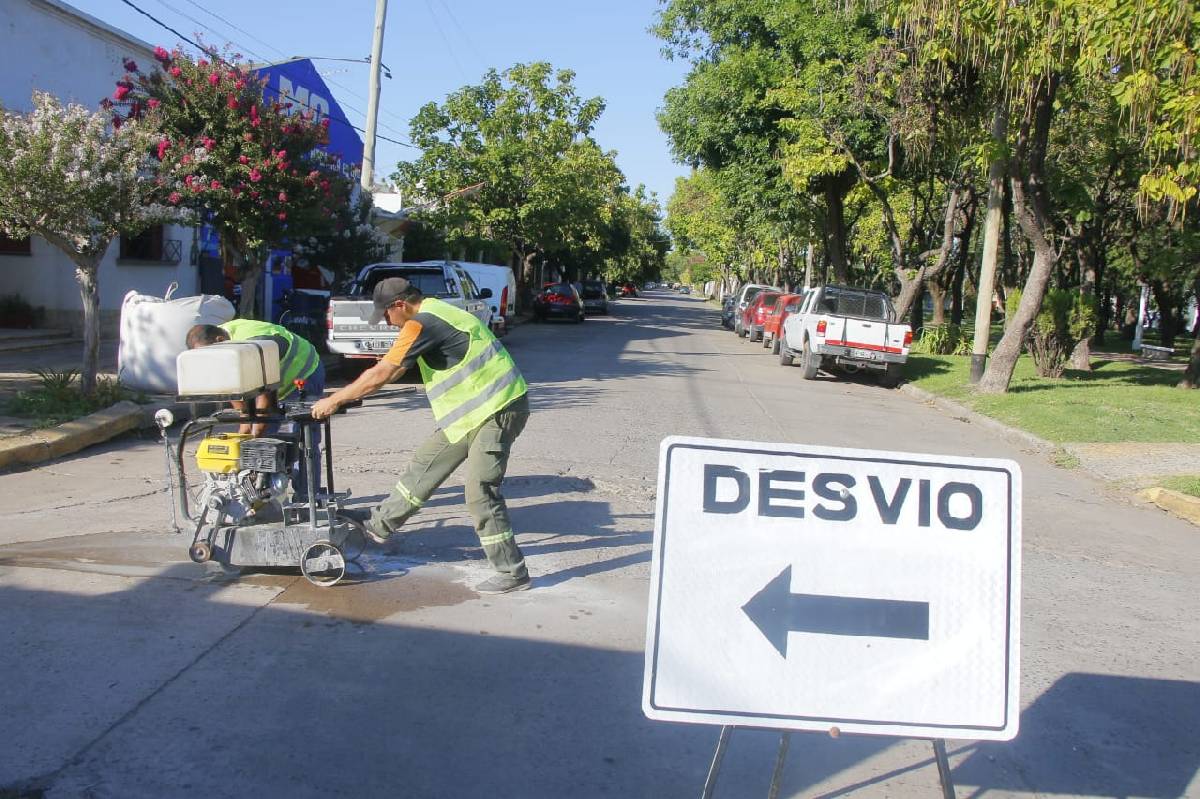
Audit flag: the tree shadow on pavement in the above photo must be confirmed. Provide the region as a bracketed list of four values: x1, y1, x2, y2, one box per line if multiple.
[952, 673, 1200, 798]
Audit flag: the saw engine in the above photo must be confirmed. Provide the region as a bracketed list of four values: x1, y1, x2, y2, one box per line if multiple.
[194, 433, 291, 524]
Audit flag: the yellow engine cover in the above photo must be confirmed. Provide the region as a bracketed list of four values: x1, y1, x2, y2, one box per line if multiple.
[195, 433, 252, 473]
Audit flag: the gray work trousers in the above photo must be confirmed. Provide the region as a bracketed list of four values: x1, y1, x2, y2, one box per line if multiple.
[370, 394, 530, 578]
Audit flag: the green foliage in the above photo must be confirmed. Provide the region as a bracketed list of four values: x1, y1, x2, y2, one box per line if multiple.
[393, 62, 631, 293]
[116, 47, 354, 265]
[906, 354, 1200, 443]
[1160, 475, 1200, 499]
[911, 323, 968, 355]
[6, 369, 133, 427]
[1009, 289, 1098, 378]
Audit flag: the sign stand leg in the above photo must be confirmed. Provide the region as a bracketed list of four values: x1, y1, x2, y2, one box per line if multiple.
[932, 739, 956, 799]
[700, 725, 734, 799]
[767, 731, 791, 799]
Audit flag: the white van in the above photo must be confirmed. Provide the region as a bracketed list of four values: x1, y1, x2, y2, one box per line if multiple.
[443, 261, 518, 336]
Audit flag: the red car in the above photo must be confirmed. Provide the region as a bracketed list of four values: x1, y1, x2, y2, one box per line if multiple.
[532, 282, 585, 323]
[761, 292, 808, 354]
[740, 291, 781, 342]
[619, 282, 639, 298]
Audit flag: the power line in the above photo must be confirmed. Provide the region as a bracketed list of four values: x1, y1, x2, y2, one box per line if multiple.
[150, 0, 412, 142]
[175, 0, 414, 134]
[117, 0, 417, 149]
[421, 0, 466, 83]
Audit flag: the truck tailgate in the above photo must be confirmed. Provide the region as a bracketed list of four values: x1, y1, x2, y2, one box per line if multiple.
[329, 299, 399, 353]
[826, 318, 905, 356]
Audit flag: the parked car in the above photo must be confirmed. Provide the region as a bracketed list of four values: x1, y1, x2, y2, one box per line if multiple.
[448, 261, 517, 337]
[533, 282, 586, 323]
[762, 292, 808, 354]
[327, 261, 491, 369]
[740, 290, 782, 342]
[619, 282, 639, 298]
[579, 279, 609, 314]
[779, 284, 912, 387]
[679, 286, 691, 295]
[731, 283, 778, 337]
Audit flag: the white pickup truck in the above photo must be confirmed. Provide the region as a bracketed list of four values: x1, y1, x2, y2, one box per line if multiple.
[779, 285, 911, 387]
[326, 261, 492, 368]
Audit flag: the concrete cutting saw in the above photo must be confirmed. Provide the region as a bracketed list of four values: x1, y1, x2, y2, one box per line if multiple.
[155, 340, 365, 586]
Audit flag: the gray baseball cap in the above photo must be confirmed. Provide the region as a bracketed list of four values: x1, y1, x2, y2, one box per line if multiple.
[369, 277, 412, 324]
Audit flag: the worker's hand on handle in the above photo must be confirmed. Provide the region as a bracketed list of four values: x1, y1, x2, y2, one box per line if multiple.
[310, 396, 341, 421]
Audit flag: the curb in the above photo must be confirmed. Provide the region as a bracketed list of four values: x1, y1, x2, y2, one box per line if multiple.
[899, 383, 1054, 452]
[1138, 487, 1200, 526]
[0, 400, 144, 471]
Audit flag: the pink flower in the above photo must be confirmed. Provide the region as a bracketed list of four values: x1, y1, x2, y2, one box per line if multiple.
[153, 46, 171, 63]
[235, 79, 246, 90]
[156, 138, 170, 160]
[207, 72, 220, 87]
[226, 95, 238, 110]
[251, 119, 260, 128]
[238, 155, 249, 164]
[243, 133, 253, 142]
[147, 98, 160, 109]
[210, 180, 220, 190]
[278, 212, 287, 221]
[249, 168, 263, 183]
[168, 191, 182, 204]
[320, 118, 330, 129]
[184, 175, 195, 187]
[278, 192, 287, 202]
[202, 137, 215, 151]
[113, 84, 131, 101]
[123, 58, 139, 73]
[198, 59, 208, 68]
[169, 66, 182, 78]
[249, 105, 259, 120]
[250, 190, 260, 199]
[181, 154, 192, 165]
[276, 150, 287, 160]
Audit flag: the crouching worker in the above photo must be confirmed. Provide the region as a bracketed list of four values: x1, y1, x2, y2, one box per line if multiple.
[185, 320, 325, 501]
[310, 278, 532, 594]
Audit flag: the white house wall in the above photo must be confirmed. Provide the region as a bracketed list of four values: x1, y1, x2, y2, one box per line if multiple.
[1, 0, 200, 333]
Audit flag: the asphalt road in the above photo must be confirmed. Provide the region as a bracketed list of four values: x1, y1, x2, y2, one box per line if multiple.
[0, 291, 1197, 798]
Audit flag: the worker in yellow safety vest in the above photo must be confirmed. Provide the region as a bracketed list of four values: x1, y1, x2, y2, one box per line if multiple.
[311, 277, 531, 594]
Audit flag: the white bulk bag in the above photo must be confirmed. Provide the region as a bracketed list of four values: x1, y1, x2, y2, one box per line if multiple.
[117, 283, 235, 394]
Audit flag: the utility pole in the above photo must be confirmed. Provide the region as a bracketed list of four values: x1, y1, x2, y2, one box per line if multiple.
[361, 0, 388, 191]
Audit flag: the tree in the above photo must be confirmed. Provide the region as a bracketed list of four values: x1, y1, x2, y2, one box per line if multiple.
[393, 63, 622, 303]
[0, 92, 172, 393]
[897, 0, 1200, 392]
[115, 47, 352, 317]
[293, 193, 393, 286]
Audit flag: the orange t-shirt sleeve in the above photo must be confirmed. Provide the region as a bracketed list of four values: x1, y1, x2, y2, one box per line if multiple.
[382, 320, 423, 367]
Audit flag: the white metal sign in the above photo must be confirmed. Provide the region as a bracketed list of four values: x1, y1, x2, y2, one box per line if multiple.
[643, 436, 1021, 741]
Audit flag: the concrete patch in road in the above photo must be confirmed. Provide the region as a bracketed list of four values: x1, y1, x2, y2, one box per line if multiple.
[0, 401, 143, 472]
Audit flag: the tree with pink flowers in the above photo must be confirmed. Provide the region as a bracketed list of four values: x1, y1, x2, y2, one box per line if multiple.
[114, 47, 354, 317]
[0, 92, 175, 393]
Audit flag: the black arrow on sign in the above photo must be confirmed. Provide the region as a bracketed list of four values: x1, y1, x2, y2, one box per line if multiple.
[742, 566, 930, 657]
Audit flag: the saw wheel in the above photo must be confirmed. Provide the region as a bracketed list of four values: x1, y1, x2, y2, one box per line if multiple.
[300, 540, 346, 587]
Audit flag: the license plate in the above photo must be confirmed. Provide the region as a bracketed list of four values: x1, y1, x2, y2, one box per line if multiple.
[851, 348, 878, 360]
[362, 339, 392, 352]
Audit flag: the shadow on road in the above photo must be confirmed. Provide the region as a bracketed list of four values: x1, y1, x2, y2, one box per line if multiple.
[5, 567, 1196, 798]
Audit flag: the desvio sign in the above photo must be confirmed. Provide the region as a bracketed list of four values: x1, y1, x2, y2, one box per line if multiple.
[643, 437, 1022, 741]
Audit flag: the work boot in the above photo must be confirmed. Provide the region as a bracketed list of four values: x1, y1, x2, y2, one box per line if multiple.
[474, 572, 532, 594]
[340, 508, 390, 545]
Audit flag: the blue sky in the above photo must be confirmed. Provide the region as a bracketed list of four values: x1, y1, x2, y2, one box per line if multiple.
[70, 0, 691, 209]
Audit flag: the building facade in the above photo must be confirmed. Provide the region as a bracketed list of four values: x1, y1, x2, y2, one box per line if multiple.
[0, 0, 200, 333]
